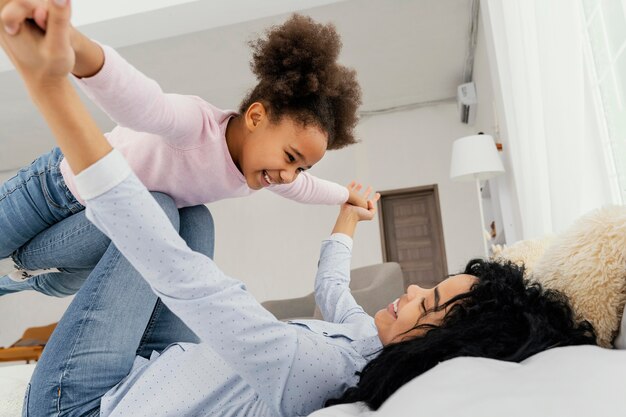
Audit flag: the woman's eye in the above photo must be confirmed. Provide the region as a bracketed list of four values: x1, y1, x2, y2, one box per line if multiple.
[297, 167, 305, 173]
[286, 152, 295, 162]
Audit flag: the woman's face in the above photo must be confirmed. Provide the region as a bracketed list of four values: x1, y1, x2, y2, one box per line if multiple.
[374, 274, 477, 345]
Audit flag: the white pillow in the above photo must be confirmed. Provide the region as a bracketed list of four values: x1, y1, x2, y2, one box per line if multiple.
[313, 345, 626, 417]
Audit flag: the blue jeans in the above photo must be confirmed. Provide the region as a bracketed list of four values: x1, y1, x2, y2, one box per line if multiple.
[21, 193, 215, 417]
[0, 147, 86, 297]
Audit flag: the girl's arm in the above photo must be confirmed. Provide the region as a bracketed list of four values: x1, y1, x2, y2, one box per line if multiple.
[0, 0, 109, 174]
[269, 172, 369, 207]
[1, 1, 206, 147]
[70, 28, 105, 78]
[71, 43, 209, 145]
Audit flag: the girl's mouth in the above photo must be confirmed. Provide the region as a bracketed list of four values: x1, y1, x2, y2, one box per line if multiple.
[262, 170, 274, 186]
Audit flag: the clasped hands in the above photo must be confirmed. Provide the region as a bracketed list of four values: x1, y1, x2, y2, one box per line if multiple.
[0, 0, 74, 87]
[332, 182, 380, 237]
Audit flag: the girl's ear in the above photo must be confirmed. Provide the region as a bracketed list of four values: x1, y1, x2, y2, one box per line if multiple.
[245, 102, 267, 130]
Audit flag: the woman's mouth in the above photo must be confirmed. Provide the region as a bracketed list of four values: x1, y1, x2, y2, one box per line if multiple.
[387, 298, 399, 319]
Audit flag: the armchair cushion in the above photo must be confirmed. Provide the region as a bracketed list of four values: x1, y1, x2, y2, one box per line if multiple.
[261, 293, 316, 321]
[262, 262, 404, 321]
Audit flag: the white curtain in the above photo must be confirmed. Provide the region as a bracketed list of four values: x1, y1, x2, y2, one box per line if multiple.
[482, 0, 616, 240]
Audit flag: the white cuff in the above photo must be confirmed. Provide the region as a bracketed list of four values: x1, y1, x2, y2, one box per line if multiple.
[329, 233, 354, 251]
[74, 149, 131, 201]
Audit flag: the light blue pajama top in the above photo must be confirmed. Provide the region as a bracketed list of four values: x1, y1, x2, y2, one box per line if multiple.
[73, 150, 383, 417]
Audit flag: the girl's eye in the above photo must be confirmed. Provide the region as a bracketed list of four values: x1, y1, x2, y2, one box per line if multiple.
[286, 152, 295, 162]
[297, 167, 305, 173]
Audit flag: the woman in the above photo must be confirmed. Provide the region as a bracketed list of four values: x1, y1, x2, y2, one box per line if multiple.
[0, 2, 596, 416]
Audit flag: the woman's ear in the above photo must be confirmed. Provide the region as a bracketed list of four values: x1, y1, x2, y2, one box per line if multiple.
[244, 102, 267, 131]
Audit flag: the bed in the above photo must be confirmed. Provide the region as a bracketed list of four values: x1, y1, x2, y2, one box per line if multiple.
[2, 345, 624, 416]
[312, 345, 626, 416]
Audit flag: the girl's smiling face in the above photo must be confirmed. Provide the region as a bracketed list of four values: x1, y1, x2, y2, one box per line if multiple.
[374, 274, 477, 345]
[238, 102, 328, 190]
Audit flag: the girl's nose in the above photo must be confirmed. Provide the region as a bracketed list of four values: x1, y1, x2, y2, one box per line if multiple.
[280, 167, 298, 184]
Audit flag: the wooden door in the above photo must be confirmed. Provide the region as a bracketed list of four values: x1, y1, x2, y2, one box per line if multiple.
[379, 185, 448, 288]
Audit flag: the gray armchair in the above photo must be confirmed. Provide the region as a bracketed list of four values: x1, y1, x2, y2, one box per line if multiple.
[261, 262, 404, 320]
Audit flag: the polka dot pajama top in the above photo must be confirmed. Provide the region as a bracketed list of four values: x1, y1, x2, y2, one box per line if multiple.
[74, 150, 383, 417]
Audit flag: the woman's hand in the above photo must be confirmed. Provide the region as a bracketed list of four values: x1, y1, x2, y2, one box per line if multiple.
[346, 184, 369, 209]
[0, 0, 104, 78]
[332, 182, 380, 237]
[1, 0, 111, 174]
[0, 0, 74, 87]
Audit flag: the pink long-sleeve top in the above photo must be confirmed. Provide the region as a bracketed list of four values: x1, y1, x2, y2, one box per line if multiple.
[60, 44, 349, 208]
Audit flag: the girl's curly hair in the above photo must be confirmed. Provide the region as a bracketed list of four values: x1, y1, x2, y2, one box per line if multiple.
[326, 259, 597, 410]
[239, 14, 361, 150]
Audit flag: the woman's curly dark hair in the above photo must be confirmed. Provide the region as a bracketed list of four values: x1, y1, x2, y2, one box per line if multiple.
[239, 14, 362, 150]
[326, 259, 597, 410]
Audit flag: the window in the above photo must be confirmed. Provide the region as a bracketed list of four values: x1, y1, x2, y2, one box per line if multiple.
[581, 0, 626, 202]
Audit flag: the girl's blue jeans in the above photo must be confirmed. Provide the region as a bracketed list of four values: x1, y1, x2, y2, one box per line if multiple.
[0, 148, 216, 416]
[0, 147, 87, 296]
[22, 196, 215, 416]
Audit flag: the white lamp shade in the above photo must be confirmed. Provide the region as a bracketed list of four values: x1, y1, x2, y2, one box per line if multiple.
[450, 134, 505, 182]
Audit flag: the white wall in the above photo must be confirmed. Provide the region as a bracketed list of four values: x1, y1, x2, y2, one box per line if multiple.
[470, 7, 522, 245]
[209, 102, 483, 303]
[0, 99, 485, 349]
[0, 12, 488, 348]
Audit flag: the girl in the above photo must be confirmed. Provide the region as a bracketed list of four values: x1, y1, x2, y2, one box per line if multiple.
[1, 3, 597, 416]
[0, 3, 365, 296]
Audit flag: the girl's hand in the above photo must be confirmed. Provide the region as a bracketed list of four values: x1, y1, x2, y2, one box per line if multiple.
[0, 0, 74, 87]
[332, 182, 380, 237]
[1, 0, 110, 175]
[1, 0, 49, 35]
[0, 0, 104, 78]
[346, 182, 369, 209]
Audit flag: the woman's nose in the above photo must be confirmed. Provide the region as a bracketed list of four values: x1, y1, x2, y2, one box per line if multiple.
[406, 284, 423, 299]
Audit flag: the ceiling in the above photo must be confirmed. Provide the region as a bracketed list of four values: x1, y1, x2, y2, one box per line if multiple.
[0, 0, 473, 171]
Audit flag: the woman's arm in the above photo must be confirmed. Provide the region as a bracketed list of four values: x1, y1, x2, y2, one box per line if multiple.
[0, 0, 105, 77]
[0, 13, 295, 410]
[76, 157, 302, 415]
[315, 186, 380, 323]
[0, 6, 340, 414]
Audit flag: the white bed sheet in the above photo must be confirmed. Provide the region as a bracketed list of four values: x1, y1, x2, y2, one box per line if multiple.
[0, 363, 35, 417]
[3, 346, 624, 417]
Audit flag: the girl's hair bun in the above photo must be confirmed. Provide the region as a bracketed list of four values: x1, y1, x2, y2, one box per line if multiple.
[249, 14, 342, 99]
[240, 14, 362, 150]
